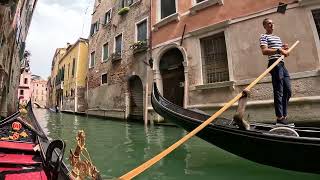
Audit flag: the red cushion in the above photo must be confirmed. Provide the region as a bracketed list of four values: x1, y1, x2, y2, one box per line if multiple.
[0, 154, 41, 165]
[0, 141, 36, 152]
[5, 170, 48, 180]
[0, 167, 22, 172]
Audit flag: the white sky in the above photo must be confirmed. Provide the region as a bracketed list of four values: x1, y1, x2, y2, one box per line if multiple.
[26, 0, 94, 79]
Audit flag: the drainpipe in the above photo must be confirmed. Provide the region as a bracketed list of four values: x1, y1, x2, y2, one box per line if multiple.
[144, 0, 153, 126]
[75, 42, 81, 113]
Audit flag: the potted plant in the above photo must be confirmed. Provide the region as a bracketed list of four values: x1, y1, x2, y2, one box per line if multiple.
[130, 41, 148, 54]
[118, 7, 130, 15]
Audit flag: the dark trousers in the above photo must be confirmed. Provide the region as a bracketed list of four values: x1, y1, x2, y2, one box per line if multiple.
[268, 60, 292, 118]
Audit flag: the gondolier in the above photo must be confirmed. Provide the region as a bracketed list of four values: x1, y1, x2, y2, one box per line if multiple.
[259, 18, 291, 125]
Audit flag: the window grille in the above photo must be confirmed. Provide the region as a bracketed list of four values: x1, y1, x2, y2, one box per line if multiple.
[200, 32, 229, 84]
[312, 9, 320, 40]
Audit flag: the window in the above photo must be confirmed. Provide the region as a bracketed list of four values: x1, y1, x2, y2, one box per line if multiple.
[102, 43, 109, 61]
[20, 90, 24, 95]
[137, 19, 147, 42]
[72, 58, 75, 77]
[101, 73, 108, 84]
[120, 0, 134, 8]
[115, 34, 122, 54]
[200, 32, 229, 84]
[90, 21, 99, 35]
[24, 78, 28, 84]
[104, 10, 111, 24]
[312, 9, 320, 40]
[90, 51, 95, 68]
[161, 0, 176, 19]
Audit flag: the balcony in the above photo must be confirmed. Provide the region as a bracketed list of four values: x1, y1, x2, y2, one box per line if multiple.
[130, 41, 148, 55]
[111, 52, 122, 63]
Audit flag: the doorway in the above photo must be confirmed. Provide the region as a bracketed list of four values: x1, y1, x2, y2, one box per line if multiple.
[159, 48, 185, 107]
[128, 75, 143, 120]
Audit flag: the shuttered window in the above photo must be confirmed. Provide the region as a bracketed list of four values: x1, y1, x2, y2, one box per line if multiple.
[312, 9, 320, 40]
[115, 34, 122, 54]
[161, 0, 176, 19]
[104, 10, 111, 24]
[72, 58, 75, 77]
[90, 51, 95, 68]
[103, 43, 109, 61]
[200, 32, 229, 84]
[137, 20, 147, 42]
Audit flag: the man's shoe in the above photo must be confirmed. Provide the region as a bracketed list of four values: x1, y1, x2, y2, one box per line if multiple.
[277, 118, 289, 125]
[276, 118, 294, 127]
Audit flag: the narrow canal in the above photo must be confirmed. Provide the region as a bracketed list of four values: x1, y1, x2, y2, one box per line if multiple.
[34, 108, 320, 180]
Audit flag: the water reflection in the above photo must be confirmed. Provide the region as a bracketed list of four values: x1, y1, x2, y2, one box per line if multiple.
[33, 108, 320, 180]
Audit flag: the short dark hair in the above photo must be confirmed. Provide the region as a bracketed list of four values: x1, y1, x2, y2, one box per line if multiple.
[262, 18, 271, 26]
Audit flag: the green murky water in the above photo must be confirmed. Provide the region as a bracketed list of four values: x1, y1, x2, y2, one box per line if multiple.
[33, 108, 320, 180]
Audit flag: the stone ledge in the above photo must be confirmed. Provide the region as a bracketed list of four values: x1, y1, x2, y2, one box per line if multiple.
[153, 13, 180, 31]
[189, 19, 230, 36]
[298, 0, 320, 6]
[192, 80, 235, 90]
[187, 96, 320, 109]
[189, 0, 224, 15]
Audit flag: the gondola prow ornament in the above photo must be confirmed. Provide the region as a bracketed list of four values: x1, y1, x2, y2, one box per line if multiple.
[69, 130, 102, 180]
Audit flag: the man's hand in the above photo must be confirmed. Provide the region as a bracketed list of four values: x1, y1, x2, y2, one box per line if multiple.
[282, 43, 289, 50]
[280, 48, 289, 57]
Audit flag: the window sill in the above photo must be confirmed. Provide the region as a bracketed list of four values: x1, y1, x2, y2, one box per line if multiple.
[299, 0, 320, 6]
[153, 13, 180, 31]
[190, 0, 224, 15]
[193, 80, 234, 90]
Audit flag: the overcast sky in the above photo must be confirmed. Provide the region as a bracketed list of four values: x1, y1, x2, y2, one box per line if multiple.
[26, 0, 94, 79]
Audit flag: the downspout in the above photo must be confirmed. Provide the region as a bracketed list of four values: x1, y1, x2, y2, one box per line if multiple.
[75, 42, 81, 113]
[144, 0, 153, 125]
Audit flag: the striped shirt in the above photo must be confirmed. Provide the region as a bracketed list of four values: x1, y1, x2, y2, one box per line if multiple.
[260, 34, 283, 61]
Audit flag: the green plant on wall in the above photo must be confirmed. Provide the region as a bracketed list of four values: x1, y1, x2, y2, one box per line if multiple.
[118, 7, 130, 15]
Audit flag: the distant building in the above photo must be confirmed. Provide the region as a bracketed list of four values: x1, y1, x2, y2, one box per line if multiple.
[50, 38, 89, 113]
[48, 48, 67, 109]
[87, 0, 150, 121]
[17, 69, 32, 104]
[31, 76, 47, 108]
[0, 0, 38, 117]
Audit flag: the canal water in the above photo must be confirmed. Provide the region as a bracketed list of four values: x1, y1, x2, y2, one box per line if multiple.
[34, 108, 320, 180]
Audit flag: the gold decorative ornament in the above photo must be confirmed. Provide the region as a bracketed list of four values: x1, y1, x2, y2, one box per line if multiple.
[69, 130, 101, 180]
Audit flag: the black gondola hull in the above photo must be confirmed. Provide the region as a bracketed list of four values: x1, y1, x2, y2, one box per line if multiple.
[152, 83, 320, 174]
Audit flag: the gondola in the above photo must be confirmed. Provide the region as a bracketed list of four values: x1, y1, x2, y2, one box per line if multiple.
[0, 101, 71, 180]
[151, 83, 320, 174]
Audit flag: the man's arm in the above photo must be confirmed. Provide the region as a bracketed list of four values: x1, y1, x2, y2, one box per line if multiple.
[260, 45, 289, 57]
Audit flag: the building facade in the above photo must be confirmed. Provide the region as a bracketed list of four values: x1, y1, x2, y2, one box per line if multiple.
[149, 0, 320, 123]
[0, 0, 38, 117]
[17, 69, 32, 103]
[56, 38, 89, 113]
[48, 48, 66, 109]
[31, 76, 47, 108]
[87, 0, 150, 122]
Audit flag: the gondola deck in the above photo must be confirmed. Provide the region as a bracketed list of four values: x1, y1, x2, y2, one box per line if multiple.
[0, 103, 71, 180]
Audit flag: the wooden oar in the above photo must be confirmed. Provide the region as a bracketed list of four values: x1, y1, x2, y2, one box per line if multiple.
[119, 40, 300, 180]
